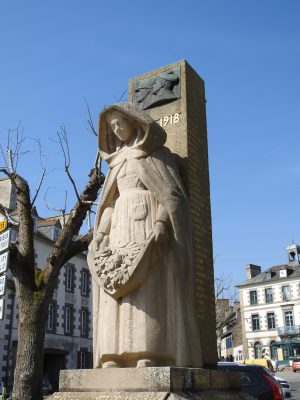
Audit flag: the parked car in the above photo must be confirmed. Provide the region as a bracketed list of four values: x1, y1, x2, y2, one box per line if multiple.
[292, 356, 300, 372]
[274, 376, 291, 398]
[218, 362, 283, 399]
[243, 358, 274, 373]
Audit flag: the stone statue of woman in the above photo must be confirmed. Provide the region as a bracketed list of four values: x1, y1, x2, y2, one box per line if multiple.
[88, 102, 202, 369]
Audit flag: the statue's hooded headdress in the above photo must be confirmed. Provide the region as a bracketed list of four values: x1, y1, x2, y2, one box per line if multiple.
[98, 102, 166, 165]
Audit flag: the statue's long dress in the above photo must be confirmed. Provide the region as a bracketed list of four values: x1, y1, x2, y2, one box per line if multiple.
[93, 161, 188, 367]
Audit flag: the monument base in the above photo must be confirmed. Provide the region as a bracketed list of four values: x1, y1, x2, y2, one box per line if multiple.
[49, 367, 250, 400]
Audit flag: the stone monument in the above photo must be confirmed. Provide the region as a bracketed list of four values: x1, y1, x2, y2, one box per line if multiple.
[50, 61, 245, 399]
[129, 60, 216, 367]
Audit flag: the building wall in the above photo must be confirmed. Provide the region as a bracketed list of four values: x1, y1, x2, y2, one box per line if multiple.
[0, 235, 92, 388]
[239, 277, 300, 360]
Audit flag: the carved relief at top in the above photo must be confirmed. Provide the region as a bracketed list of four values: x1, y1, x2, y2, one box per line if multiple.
[134, 68, 180, 110]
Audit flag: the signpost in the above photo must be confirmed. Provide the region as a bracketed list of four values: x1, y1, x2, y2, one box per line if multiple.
[0, 229, 11, 253]
[0, 218, 7, 233]
[0, 218, 10, 300]
[0, 298, 4, 320]
[0, 275, 6, 296]
[0, 251, 9, 274]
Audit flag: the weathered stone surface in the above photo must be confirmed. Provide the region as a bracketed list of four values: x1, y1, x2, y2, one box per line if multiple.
[58, 367, 239, 393]
[50, 392, 168, 400]
[129, 61, 216, 367]
[50, 368, 249, 400]
[50, 392, 251, 400]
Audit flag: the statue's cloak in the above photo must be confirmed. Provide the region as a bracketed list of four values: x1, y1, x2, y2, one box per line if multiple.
[88, 103, 202, 367]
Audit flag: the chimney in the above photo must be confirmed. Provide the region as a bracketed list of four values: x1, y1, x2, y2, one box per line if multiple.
[246, 264, 261, 280]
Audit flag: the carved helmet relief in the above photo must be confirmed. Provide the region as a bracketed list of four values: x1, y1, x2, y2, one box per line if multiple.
[134, 67, 181, 110]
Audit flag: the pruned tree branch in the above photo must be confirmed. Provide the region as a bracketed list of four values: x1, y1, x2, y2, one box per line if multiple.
[56, 125, 81, 202]
[84, 97, 98, 137]
[0, 202, 19, 226]
[31, 169, 46, 208]
[42, 166, 103, 294]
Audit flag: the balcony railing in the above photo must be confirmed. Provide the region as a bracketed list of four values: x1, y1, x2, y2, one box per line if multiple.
[278, 326, 300, 336]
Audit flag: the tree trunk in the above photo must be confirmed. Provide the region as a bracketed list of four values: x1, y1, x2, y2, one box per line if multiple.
[13, 292, 47, 400]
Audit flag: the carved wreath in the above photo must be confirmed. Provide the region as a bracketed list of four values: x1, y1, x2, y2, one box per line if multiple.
[93, 235, 154, 298]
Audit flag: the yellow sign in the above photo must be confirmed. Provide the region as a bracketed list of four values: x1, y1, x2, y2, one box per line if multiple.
[0, 219, 7, 233]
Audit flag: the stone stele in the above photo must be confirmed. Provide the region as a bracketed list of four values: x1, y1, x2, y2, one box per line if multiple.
[129, 60, 216, 367]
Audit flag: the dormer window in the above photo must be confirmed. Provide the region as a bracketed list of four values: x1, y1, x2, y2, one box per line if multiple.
[53, 227, 60, 241]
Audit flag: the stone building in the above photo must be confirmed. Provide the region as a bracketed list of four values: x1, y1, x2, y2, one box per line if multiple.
[0, 177, 92, 391]
[237, 244, 300, 364]
[216, 299, 243, 361]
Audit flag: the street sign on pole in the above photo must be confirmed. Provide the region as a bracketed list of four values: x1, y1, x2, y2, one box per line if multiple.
[0, 274, 6, 296]
[0, 229, 11, 253]
[0, 219, 7, 233]
[0, 298, 4, 319]
[0, 251, 9, 274]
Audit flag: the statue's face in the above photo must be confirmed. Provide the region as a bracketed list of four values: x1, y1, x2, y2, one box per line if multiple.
[107, 111, 135, 142]
[135, 88, 150, 103]
[152, 78, 164, 95]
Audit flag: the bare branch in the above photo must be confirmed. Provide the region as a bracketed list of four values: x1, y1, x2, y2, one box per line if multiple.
[44, 187, 66, 214]
[56, 126, 81, 202]
[0, 167, 12, 180]
[31, 169, 46, 208]
[8, 149, 14, 172]
[0, 145, 9, 170]
[0, 202, 19, 226]
[83, 98, 98, 137]
[115, 89, 127, 103]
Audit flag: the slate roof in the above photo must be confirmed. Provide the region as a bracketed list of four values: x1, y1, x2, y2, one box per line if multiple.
[237, 263, 300, 287]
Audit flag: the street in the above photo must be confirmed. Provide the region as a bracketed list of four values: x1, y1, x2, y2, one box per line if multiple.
[277, 371, 300, 399]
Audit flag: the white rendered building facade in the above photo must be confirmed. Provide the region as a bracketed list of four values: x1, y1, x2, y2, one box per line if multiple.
[237, 244, 300, 363]
[0, 177, 93, 391]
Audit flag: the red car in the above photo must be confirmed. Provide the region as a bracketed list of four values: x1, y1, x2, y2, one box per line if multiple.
[292, 356, 300, 372]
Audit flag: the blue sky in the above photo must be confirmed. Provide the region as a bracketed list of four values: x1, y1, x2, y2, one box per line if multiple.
[0, 0, 299, 287]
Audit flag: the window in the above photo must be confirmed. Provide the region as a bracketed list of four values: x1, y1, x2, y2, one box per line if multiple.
[80, 309, 88, 336]
[53, 227, 60, 241]
[225, 336, 232, 349]
[254, 342, 262, 359]
[240, 370, 260, 386]
[81, 271, 88, 296]
[252, 314, 260, 331]
[282, 285, 290, 301]
[265, 288, 273, 303]
[250, 290, 257, 305]
[65, 265, 74, 292]
[47, 303, 55, 331]
[284, 311, 294, 329]
[80, 351, 87, 369]
[77, 349, 91, 369]
[267, 312, 276, 330]
[65, 305, 73, 334]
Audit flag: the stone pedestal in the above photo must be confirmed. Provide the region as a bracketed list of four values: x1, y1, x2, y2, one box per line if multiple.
[49, 367, 249, 400]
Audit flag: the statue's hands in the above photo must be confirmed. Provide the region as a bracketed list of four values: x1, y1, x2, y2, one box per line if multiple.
[154, 221, 168, 243]
[89, 232, 105, 253]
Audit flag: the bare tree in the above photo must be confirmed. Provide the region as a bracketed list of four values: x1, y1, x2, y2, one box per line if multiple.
[0, 123, 103, 400]
[215, 275, 238, 329]
[214, 275, 239, 359]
